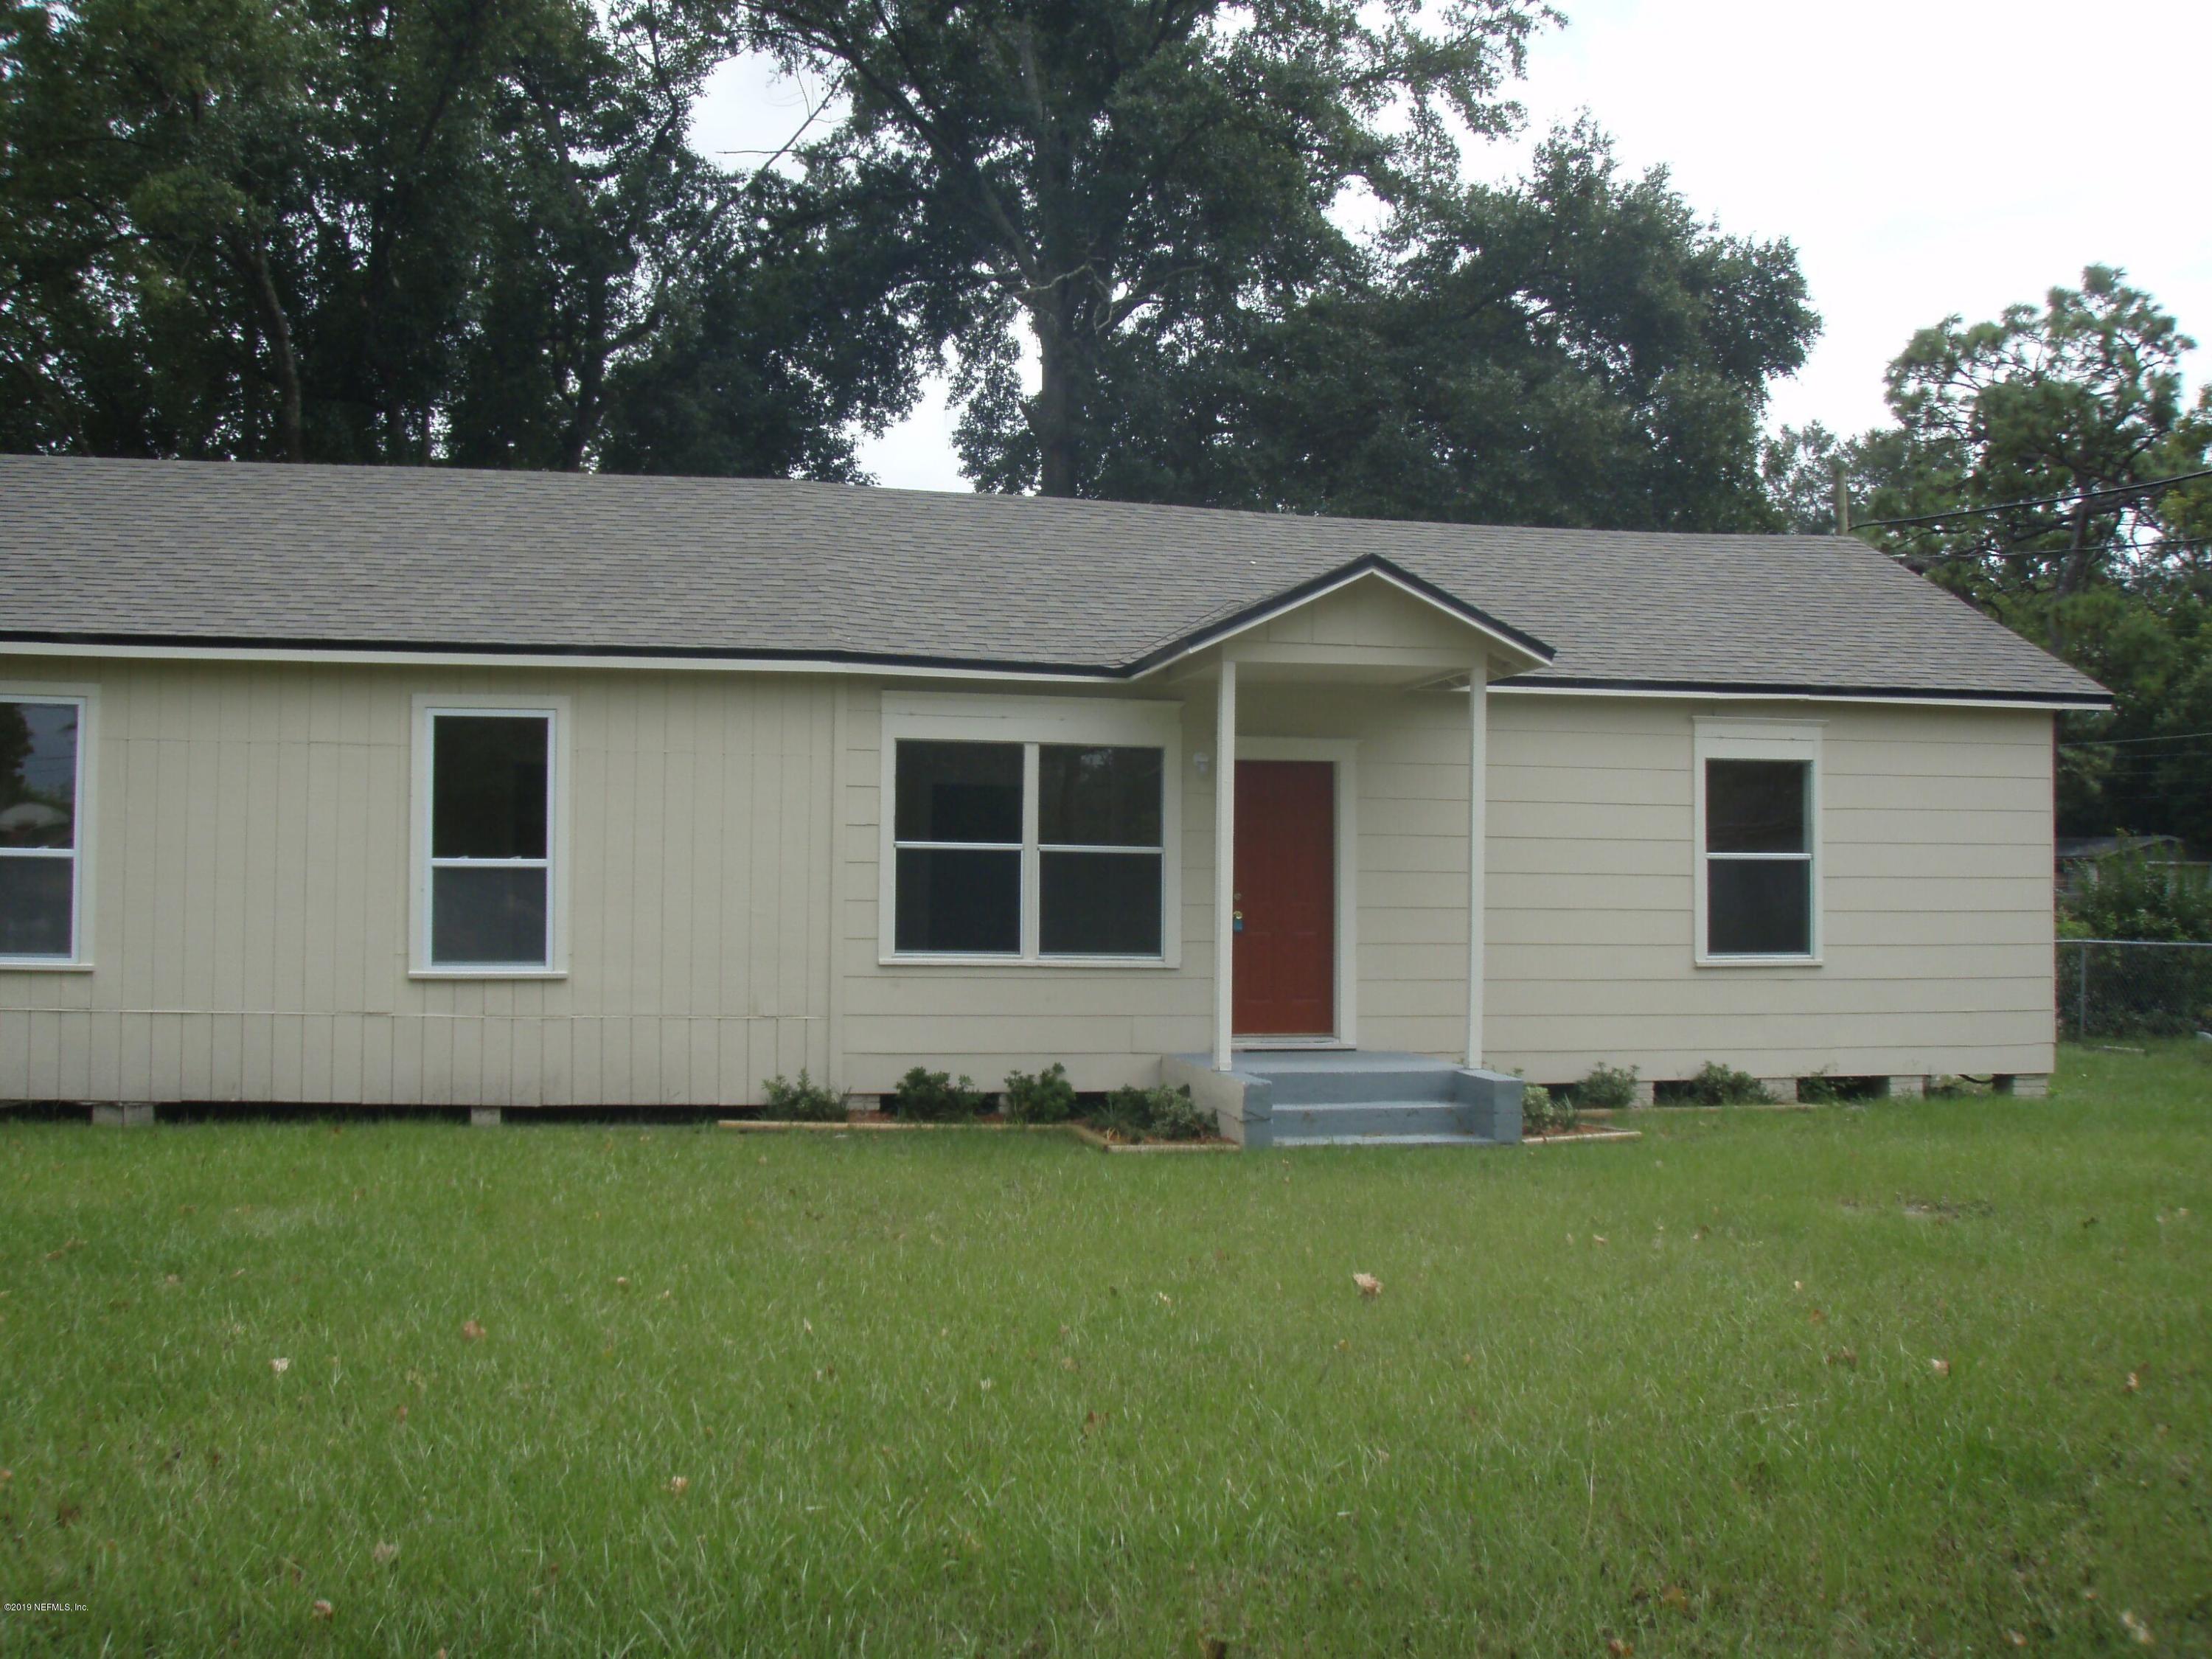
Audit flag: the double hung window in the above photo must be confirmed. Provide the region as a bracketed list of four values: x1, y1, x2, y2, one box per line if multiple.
[884, 697, 1178, 964]
[417, 705, 561, 973]
[0, 696, 87, 964]
[1694, 720, 1821, 964]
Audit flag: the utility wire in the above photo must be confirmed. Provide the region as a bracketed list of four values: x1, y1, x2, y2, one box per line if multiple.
[2058, 728, 2212, 748]
[1855, 467, 2212, 530]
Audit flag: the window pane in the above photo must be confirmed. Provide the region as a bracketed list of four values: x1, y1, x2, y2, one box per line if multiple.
[0, 701, 78, 849]
[894, 742, 1022, 844]
[895, 847, 1019, 953]
[1041, 852, 1162, 956]
[1039, 745, 1162, 846]
[431, 866, 549, 966]
[433, 716, 549, 859]
[1708, 859, 1811, 956]
[1707, 759, 1807, 853]
[0, 855, 74, 957]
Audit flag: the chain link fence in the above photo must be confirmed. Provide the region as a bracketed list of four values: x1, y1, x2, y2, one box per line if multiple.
[2056, 939, 2212, 1040]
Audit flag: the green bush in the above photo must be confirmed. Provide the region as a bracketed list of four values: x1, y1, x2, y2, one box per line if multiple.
[891, 1066, 987, 1122]
[1001, 1062, 1077, 1124]
[1520, 1083, 1578, 1134]
[1093, 1083, 1211, 1142]
[1574, 1063, 1640, 1111]
[760, 1070, 846, 1122]
[2061, 851, 2212, 942]
[1677, 1062, 1777, 1106]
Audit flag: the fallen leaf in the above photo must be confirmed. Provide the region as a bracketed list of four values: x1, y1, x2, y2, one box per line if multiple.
[310, 1599, 334, 1621]
[1606, 1640, 1635, 1657]
[393, 1405, 408, 1423]
[372, 1542, 398, 1565]
[270, 1357, 291, 1375]
[667, 1475, 689, 1495]
[1658, 1585, 1690, 1613]
[1930, 1357, 1951, 1377]
[0, 1469, 10, 1484]
[2006, 1632, 2027, 1648]
[461, 1320, 486, 1341]
[2120, 1609, 2153, 1645]
[1793, 1280, 1804, 1292]
[1060, 1356, 1079, 1371]
[2124, 1371, 2140, 1394]
[1592, 1235, 1609, 1246]
[614, 1276, 630, 1291]
[1808, 1308, 1827, 1325]
[1353, 1273, 1382, 1298]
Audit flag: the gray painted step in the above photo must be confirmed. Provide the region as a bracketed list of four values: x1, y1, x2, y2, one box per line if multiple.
[1269, 1098, 1478, 1139]
[1234, 1051, 1464, 1105]
[1273, 1133, 1498, 1148]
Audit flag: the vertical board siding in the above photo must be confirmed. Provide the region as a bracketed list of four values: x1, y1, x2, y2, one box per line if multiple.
[1484, 695, 2057, 1083]
[0, 655, 833, 1106]
[1, 650, 2060, 1106]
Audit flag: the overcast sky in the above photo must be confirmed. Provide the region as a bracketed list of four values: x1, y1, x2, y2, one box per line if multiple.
[690, 0, 2212, 493]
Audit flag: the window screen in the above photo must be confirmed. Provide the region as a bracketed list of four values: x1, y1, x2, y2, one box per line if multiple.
[0, 700, 81, 960]
[429, 712, 552, 967]
[1705, 758, 1812, 956]
[893, 740, 1023, 953]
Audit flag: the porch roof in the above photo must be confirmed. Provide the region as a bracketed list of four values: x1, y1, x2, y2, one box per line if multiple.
[0, 455, 2107, 706]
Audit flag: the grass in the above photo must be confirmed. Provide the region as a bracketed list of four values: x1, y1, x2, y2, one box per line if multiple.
[1, 1044, 2207, 1656]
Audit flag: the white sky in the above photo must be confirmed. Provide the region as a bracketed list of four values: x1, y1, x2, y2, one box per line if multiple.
[690, 0, 2212, 493]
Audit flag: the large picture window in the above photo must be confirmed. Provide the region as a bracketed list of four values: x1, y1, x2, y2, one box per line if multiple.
[0, 696, 86, 964]
[1695, 720, 1821, 964]
[883, 696, 1179, 964]
[420, 707, 557, 972]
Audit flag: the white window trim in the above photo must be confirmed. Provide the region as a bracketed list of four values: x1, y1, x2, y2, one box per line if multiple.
[1692, 716, 1823, 968]
[1236, 737, 1360, 1050]
[879, 692, 1183, 968]
[409, 693, 572, 980]
[0, 684, 96, 971]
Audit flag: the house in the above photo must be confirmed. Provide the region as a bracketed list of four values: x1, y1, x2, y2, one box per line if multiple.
[0, 457, 2108, 1142]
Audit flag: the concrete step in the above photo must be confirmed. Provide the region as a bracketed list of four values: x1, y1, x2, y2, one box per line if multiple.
[1235, 1051, 1464, 1105]
[1273, 1132, 1498, 1148]
[1268, 1098, 1478, 1140]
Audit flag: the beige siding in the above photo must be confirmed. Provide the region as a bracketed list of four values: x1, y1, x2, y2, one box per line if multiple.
[1484, 695, 2056, 1083]
[0, 655, 836, 1105]
[1, 641, 2059, 1107]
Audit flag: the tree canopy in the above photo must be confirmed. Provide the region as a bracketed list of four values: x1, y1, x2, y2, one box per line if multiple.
[1767, 268, 2212, 848]
[0, 0, 931, 473]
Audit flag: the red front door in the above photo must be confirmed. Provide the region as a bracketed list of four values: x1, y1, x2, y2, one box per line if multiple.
[1234, 760, 1335, 1037]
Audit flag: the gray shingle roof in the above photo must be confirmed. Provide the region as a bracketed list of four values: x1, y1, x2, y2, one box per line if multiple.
[0, 456, 2106, 703]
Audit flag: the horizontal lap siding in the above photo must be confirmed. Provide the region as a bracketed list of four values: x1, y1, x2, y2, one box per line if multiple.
[1484, 696, 2057, 1083]
[0, 655, 834, 1106]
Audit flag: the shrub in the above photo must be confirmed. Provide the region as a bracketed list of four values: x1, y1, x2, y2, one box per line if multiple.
[1574, 1063, 1640, 1112]
[1093, 1083, 1211, 1142]
[891, 1066, 987, 1122]
[2061, 850, 2212, 942]
[760, 1070, 845, 1122]
[1002, 1062, 1077, 1124]
[1797, 1068, 1844, 1105]
[1520, 1083, 1578, 1134]
[1677, 1062, 1776, 1106]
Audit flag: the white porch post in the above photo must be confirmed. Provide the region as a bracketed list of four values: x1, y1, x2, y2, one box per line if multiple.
[1466, 660, 1488, 1068]
[1213, 659, 1238, 1071]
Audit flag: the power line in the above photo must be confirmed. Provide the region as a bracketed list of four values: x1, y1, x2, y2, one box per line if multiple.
[2059, 728, 2212, 749]
[1855, 467, 2212, 531]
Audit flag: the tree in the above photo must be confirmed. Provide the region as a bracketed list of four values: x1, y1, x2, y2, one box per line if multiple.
[727, 0, 1554, 497]
[1062, 122, 1817, 529]
[1769, 268, 2212, 849]
[0, 0, 925, 473]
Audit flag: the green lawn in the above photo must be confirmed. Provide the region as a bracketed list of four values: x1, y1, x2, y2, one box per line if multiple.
[2, 1046, 2208, 1656]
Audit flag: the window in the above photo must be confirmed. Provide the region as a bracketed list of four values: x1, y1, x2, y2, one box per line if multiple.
[882, 695, 1180, 964]
[0, 695, 86, 964]
[417, 706, 560, 973]
[1694, 720, 1821, 964]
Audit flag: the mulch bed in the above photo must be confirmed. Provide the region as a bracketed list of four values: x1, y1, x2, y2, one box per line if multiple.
[716, 1111, 1234, 1151]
